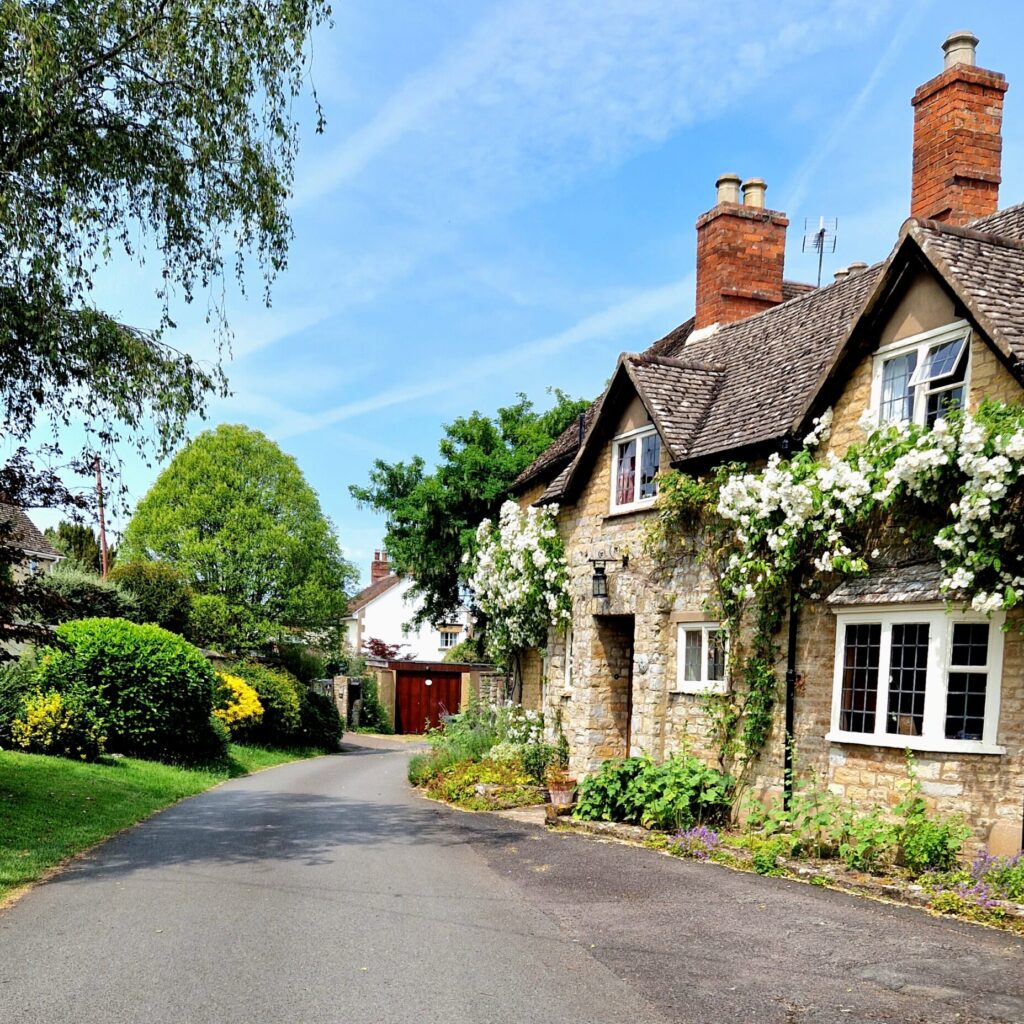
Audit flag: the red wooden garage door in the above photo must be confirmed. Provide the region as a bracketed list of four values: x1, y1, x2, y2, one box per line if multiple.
[394, 670, 462, 734]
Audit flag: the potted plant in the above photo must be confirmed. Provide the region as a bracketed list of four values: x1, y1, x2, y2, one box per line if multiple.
[545, 762, 576, 812]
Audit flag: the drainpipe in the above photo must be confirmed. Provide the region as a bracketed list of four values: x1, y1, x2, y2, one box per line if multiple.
[783, 584, 799, 811]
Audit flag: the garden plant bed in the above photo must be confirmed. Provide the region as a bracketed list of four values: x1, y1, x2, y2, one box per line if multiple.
[551, 816, 1024, 934]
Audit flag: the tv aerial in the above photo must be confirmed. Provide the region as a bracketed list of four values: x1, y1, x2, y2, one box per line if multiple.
[802, 217, 838, 287]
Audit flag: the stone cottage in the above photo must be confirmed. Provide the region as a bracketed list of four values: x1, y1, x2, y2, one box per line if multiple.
[513, 31, 1024, 854]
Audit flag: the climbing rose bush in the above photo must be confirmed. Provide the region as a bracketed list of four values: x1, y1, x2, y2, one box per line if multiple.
[468, 501, 571, 664]
[716, 401, 1024, 614]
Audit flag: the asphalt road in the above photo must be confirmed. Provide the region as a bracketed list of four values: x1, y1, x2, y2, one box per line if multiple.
[1, 737, 1022, 1024]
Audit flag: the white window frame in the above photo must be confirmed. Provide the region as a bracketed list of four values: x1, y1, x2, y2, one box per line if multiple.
[439, 628, 460, 650]
[609, 424, 661, 512]
[674, 622, 729, 695]
[827, 604, 1004, 755]
[869, 320, 971, 429]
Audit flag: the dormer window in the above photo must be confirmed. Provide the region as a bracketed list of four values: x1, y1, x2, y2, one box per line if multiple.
[871, 321, 970, 429]
[611, 426, 660, 511]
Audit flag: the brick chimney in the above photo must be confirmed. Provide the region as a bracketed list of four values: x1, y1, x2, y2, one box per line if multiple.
[911, 31, 1007, 226]
[370, 549, 390, 583]
[694, 174, 789, 329]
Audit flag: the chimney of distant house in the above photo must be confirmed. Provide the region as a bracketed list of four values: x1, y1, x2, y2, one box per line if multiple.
[370, 549, 390, 583]
[694, 173, 788, 329]
[911, 31, 1007, 226]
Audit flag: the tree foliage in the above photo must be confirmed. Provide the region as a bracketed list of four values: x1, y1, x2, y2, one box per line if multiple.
[121, 424, 357, 651]
[107, 560, 192, 634]
[43, 521, 109, 573]
[350, 390, 587, 626]
[0, 1, 330, 648]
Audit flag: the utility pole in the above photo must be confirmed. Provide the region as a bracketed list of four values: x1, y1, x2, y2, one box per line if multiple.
[94, 456, 110, 578]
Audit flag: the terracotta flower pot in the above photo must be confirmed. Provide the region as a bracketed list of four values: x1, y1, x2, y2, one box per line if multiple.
[547, 778, 577, 810]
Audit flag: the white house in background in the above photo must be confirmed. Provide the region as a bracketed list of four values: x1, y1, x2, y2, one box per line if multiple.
[343, 550, 471, 660]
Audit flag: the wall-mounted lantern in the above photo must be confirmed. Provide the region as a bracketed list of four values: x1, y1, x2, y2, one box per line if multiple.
[589, 553, 628, 598]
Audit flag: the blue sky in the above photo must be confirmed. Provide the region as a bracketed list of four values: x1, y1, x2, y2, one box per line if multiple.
[35, 1, 1024, 585]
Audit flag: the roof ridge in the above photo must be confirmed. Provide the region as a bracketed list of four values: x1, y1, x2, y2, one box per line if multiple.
[627, 353, 724, 373]
[914, 217, 1024, 251]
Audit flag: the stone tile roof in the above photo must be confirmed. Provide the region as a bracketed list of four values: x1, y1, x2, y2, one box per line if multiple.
[516, 201, 1024, 506]
[0, 504, 61, 559]
[826, 563, 947, 606]
[345, 573, 403, 614]
[512, 404, 598, 490]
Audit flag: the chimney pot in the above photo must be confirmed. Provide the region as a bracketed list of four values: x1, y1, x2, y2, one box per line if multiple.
[833, 267, 849, 281]
[742, 177, 767, 208]
[847, 261, 868, 275]
[942, 29, 979, 70]
[715, 172, 742, 205]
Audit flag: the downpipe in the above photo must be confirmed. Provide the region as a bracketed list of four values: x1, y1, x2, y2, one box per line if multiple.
[783, 585, 799, 811]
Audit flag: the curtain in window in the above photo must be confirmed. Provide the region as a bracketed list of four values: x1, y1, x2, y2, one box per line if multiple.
[639, 433, 660, 499]
[616, 439, 636, 505]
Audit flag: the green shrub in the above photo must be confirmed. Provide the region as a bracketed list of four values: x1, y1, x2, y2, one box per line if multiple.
[424, 758, 540, 810]
[275, 644, 327, 684]
[35, 618, 219, 762]
[901, 817, 970, 875]
[750, 836, 787, 876]
[356, 677, 393, 733]
[11, 687, 107, 761]
[0, 654, 40, 744]
[38, 564, 137, 622]
[520, 742, 555, 785]
[296, 688, 342, 752]
[574, 754, 732, 831]
[407, 751, 437, 786]
[108, 561, 192, 634]
[838, 812, 899, 873]
[227, 662, 302, 746]
[441, 637, 484, 663]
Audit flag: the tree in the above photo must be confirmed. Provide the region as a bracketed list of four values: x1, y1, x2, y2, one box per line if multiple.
[0, 2, 330, 649]
[43, 522, 111, 574]
[107, 561, 192, 634]
[121, 424, 357, 651]
[350, 390, 588, 626]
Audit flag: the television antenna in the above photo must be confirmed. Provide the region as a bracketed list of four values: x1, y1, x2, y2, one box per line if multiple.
[802, 217, 838, 287]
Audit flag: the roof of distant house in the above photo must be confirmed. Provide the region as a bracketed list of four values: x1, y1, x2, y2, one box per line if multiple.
[0, 504, 61, 560]
[345, 572, 404, 615]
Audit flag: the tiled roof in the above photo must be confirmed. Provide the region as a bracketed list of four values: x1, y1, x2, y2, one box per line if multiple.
[910, 219, 1024, 362]
[516, 201, 1024, 506]
[826, 563, 948, 606]
[512, 404, 597, 490]
[345, 573, 403, 614]
[0, 504, 61, 559]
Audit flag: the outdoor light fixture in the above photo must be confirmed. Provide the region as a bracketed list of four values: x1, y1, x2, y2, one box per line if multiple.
[589, 552, 628, 598]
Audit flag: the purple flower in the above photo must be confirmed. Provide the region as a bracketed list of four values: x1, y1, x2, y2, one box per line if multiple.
[671, 825, 720, 860]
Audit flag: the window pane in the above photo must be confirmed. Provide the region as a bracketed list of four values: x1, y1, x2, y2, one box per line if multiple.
[683, 629, 701, 682]
[615, 439, 636, 505]
[880, 352, 917, 423]
[910, 336, 967, 386]
[841, 623, 881, 733]
[925, 386, 964, 427]
[886, 623, 930, 737]
[639, 433, 660, 499]
[707, 630, 727, 682]
[951, 623, 989, 667]
[945, 671, 987, 741]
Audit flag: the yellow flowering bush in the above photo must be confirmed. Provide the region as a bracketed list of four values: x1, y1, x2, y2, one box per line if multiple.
[11, 688, 107, 761]
[213, 672, 263, 732]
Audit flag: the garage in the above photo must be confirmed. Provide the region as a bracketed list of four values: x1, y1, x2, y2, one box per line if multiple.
[393, 662, 464, 734]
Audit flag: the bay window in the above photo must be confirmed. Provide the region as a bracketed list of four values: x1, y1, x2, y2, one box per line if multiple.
[611, 426, 661, 511]
[828, 607, 1004, 754]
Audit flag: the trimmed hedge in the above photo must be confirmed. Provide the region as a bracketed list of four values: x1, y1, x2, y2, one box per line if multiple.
[36, 618, 223, 763]
[227, 662, 302, 746]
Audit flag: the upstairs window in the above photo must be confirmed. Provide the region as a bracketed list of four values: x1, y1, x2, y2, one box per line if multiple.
[611, 426, 661, 511]
[829, 608, 1004, 754]
[439, 628, 460, 650]
[871, 322, 970, 429]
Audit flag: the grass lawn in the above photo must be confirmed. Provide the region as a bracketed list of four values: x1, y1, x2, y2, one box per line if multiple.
[0, 743, 325, 903]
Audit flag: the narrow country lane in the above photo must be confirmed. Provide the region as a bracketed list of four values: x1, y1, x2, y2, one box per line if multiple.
[0, 738, 1022, 1024]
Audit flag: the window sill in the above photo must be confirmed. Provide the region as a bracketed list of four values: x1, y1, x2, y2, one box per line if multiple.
[826, 731, 1005, 757]
[670, 685, 729, 697]
[604, 501, 656, 521]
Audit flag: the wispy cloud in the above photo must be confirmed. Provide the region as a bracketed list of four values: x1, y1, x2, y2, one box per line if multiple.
[780, 0, 929, 214]
[273, 275, 694, 438]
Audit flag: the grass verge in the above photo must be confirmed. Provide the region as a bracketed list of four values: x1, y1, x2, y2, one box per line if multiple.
[0, 743, 323, 903]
